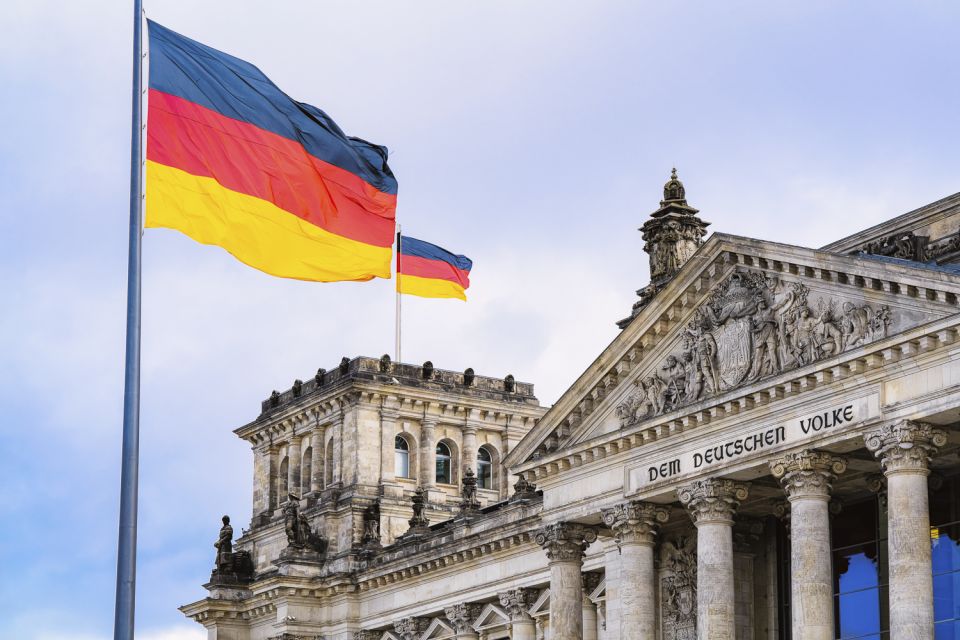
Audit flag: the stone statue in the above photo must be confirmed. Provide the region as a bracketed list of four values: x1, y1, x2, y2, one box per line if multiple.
[421, 361, 434, 380]
[362, 502, 381, 545]
[747, 301, 780, 380]
[403, 487, 430, 538]
[314, 368, 326, 385]
[379, 354, 391, 373]
[339, 357, 350, 375]
[661, 535, 697, 640]
[214, 515, 233, 571]
[463, 367, 475, 387]
[269, 390, 280, 407]
[291, 379, 302, 398]
[504, 374, 516, 393]
[459, 467, 480, 514]
[210, 514, 254, 584]
[282, 494, 328, 554]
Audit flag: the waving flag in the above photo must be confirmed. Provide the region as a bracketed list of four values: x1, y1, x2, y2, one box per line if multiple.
[145, 21, 397, 282]
[397, 235, 472, 300]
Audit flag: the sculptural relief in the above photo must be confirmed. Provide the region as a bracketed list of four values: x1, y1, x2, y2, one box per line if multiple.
[661, 535, 697, 640]
[282, 495, 328, 555]
[617, 270, 894, 426]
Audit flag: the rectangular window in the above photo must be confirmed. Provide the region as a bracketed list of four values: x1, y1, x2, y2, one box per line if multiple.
[932, 476, 960, 638]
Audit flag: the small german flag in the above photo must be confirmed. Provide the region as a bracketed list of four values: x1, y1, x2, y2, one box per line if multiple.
[397, 235, 472, 300]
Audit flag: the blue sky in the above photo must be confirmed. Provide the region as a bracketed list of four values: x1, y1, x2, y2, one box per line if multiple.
[2, 1, 959, 638]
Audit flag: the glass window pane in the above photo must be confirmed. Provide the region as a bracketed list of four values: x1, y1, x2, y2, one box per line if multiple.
[836, 588, 882, 638]
[478, 448, 491, 462]
[933, 571, 960, 624]
[478, 461, 492, 489]
[395, 435, 408, 451]
[935, 619, 960, 640]
[933, 523, 960, 577]
[436, 458, 450, 484]
[395, 450, 409, 478]
[835, 545, 881, 594]
[930, 476, 959, 528]
[436, 442, 450, 457]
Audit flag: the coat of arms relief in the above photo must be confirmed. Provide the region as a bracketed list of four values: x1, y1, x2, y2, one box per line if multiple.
[617, 270, 893, 425]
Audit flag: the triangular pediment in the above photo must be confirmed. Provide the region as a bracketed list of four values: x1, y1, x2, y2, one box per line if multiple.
[473, 603, 509, 631]
[379, 632, 401, 640]
[505, 233, 960, 468]
[528, 588, 550, 617]
[420, 618, 455, 639]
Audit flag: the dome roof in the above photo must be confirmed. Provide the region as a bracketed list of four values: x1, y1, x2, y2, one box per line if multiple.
[662, 167, 686, 204]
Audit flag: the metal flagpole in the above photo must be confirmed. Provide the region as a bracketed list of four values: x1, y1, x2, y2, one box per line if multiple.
[395, 226, 402, 363]
[114, 0, 144, 638]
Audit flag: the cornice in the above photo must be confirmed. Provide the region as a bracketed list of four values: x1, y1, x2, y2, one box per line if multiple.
[821, 191, 960, 254]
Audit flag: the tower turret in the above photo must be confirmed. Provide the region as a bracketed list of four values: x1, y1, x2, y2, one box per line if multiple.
[617, 169, 710, 328]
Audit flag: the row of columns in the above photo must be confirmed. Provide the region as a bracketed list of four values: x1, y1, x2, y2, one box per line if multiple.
[536, 420, 946, 640]
[251, 424, 330, 520]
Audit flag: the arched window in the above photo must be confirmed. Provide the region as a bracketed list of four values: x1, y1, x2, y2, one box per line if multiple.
[436, 442, 452, 484]
[477, 447, 493, 489]
[395, 435, 410, 478]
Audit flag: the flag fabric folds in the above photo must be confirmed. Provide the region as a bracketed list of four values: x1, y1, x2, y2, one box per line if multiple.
[145, 21, 397, 282]
[397, 236, 472, 300]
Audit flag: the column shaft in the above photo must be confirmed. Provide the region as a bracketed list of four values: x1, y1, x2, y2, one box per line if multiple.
[888, 471, 935, 637]
[287, 436, 302, 497]
[252, 446, 269, 519]
[865, 421, 946, 640]
[309, 427, 324, 492]
[380, 413, 397, 484]
[678, 478, 749, 640]
[419, 419, 436, 487]
[462, 426, 478, 477]
[511, 619, 536, 640]
[549, 560, 584, 639]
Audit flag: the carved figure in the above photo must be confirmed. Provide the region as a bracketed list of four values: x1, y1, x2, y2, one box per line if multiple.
[422, 361, 434, 380]
[339, 357, 350, 374]
[214, 515, 233, 571]
[378, 354, 391, 373]
[661, 535, 697, 640]
[362, 502, 381, 545]
[291, 379, 302, 398]
[459, 467, 480, 513]
[615, 269, 900, 422]
[747, 301, 780, 379]
[463, 367, 475, 386]
[282, 494, 327, 553]
[314, 368, 326, 385]
[504, 374, 516, 393]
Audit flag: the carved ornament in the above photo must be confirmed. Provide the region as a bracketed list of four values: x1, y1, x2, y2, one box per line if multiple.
[660, 535, 697, 640]
[498, 588, 538, 620]
[601, 500, 669, 547]
[444, 603, 482, 633]
[864, 420, 947, 474]
[677, 478, 749, 526]
[617, 270, 893, 425]
[769, 450, 847, 500]
[534, 522, 597, 563]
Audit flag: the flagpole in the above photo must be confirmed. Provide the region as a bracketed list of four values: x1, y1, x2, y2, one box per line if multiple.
[395, 226, 402, 363]
[114, 1, 144, 638]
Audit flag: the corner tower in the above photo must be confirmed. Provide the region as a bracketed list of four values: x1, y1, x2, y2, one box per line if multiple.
[618, 169, 710, 328]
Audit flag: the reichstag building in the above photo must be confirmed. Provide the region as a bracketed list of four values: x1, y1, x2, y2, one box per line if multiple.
[182, 172, 960, 640]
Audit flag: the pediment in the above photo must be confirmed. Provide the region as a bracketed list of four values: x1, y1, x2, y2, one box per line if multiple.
[421, 618, 454, 639]
[473, 603, 509, 631]
[505, 233, 960, 467]
[379, 632, 401, 640]
[528, 588, 550, 617]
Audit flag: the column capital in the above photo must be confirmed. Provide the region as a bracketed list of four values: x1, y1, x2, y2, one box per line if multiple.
[394, 616, 430, 640]
[865, 420, 947, 475]
[498, 587, 538, 620]
[444, 603, 482, 634]
[678, 478, 749, 526]
[354, 632, 378, 640]
[770, 449, 847, 500]
[601, 500, 669, 547]
[535, 522, 597, 563]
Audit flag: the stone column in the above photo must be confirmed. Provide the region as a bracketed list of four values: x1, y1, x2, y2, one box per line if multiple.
[865, 420, 947, 640]
[419, 418, 437, 488]
[601, 500, 669, 639]
[287, 435, 302, 497]
[380, 408, 398, 483]
[462, 424, 479, 478]
[770, 450, 847, 640]
[581, 573, 602, 640]
[499, 588, 538, 640]
[601, 541, 621, 640]
[535, 522, 597, 640]
[445, 603, 482, 640]
[678, 478, 750, 640]
[310, 426, 325, 493]
[268, 444, 280, 513]
[252, 445, 268, 521]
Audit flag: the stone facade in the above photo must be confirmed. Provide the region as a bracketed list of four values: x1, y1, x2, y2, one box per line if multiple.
[182, 175, 960, 639]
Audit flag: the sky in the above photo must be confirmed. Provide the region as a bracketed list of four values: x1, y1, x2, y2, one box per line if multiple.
[1, 1, 959, 638]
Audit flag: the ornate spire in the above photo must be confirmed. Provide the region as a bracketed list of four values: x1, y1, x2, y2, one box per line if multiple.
[617, 169, 710, 328]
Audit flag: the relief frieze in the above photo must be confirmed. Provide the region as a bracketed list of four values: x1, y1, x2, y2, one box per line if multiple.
[616, 270, 892, 425]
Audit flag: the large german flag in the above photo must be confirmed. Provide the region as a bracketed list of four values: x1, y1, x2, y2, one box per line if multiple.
[145, 21, 397, 282]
